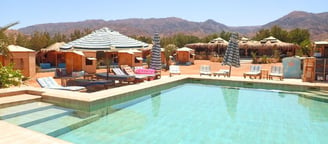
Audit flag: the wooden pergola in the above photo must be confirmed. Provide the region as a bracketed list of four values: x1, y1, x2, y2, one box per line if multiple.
[185, 37, 299, 59]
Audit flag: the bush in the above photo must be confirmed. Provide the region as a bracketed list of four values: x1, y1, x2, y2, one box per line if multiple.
[210, 57, 223, 62]
[0, 63, 24, 88]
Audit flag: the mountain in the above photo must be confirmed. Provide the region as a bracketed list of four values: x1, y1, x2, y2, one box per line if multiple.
[18, 11, 328, 40]
[263, 11, 328, 40]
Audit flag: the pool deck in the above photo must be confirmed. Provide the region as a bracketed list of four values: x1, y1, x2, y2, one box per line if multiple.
[1, 75, 328, 143]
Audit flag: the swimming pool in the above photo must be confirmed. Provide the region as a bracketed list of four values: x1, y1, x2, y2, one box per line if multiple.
[58, 83, 328, 144]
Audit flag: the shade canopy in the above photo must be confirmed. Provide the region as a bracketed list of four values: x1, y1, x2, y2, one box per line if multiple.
[7, 45, 34, 52]
[176, 47, 193, 52]
[150, 33, 161, 70]
[222, 32, 240, 77]
[61, 27, 149, 51]
[40, 42, 66, 52]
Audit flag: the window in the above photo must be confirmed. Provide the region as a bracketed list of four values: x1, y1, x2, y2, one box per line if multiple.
[85, 58, 93, 65]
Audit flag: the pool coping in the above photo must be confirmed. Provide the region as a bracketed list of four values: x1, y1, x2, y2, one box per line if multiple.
[1, 75, 328, 143]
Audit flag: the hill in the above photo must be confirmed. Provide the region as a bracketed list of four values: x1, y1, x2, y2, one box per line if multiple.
[18, 11, 328, 40]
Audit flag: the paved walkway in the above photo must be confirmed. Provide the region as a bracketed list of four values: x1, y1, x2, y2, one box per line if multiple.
[23, 60, 327, 88]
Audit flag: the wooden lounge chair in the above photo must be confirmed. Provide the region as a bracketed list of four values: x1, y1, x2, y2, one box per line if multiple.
[66, 79, 114, 91]
[95, 72, 135, 83]
[36, 77, 86, 91]
[243, 65, 262, 79]
[169, 65, 181, 77]
[112, 68, 143, 83]
[213, 69, 229, 77]
[200, 65, 212, 76]
[269, 66, 283, 80]
[121, 65, 154, 81]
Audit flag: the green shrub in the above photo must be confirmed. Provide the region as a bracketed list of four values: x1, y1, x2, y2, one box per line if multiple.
[261, 55, 268, 64]
[0, 63, 24, 88]
[251, 52, 257, 64]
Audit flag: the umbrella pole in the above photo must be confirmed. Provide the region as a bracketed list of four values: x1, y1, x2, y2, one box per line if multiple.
[229, 66, 232, 77]
[106, 53, 109, 80]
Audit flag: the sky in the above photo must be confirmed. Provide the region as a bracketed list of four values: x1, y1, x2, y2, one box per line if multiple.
[1, 0, 327, 29]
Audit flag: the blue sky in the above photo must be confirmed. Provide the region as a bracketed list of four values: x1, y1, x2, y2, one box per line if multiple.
[1, 0, 327, 29]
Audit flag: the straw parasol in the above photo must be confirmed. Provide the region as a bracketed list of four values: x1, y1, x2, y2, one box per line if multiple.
[150, 33, 162, 78]
[222, 32, 240, 77]
[40, 42, 66, 52]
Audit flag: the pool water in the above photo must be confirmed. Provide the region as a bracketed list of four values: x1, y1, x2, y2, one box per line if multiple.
[58, 83, 328, 144]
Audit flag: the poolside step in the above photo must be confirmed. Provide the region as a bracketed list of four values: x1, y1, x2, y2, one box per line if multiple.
[0, 94, 42, 108]
[0, 102, 54, 119]
[4, 106, 74, 127]
[27, 113, 100, 137]
[309, 90, 328, 97]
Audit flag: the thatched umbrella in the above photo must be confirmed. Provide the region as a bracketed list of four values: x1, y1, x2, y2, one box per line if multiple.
[40, 42, 66, 52]
[38, 42, 66, 67]
[222, 32, 240, 77]
[150, 33, 161, 79]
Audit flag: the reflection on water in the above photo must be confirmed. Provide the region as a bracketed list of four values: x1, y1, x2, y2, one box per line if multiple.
[298, 96, 328, 122]
[151, 92, 161, 117]
[222, 87, 239, 119]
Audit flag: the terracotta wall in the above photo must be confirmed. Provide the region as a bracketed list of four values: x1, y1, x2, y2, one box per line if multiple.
[83, 52, 97, 74]
[0, 52, 36, 77]
[65, 52, 83, 74]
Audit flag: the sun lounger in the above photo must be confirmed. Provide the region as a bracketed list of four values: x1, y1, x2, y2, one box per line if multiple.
[112, 68, 144, 83]
[200, 65, 212, 76]
[243, 65, 262, 79]
[67, 79, 114, 90]
[122, 66, 153, 80]
[269, 66, 283, 80]
[95, 72, 136, 84]
[36, 77, 86, 91]
[213, 69, 229, 77]
[169, 65, 181, 77]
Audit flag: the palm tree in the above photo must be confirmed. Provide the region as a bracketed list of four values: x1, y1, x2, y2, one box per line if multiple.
[164, 44, 177, 70]
[0, 22, 19, 62]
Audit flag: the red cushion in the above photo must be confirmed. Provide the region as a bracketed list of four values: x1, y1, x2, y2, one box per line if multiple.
[135, 69, 155, 74]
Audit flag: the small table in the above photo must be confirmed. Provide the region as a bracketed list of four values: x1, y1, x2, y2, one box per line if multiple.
[84, 74, 96, 80]
[260, 69, 269, 79]
[60, 77, 77, 86]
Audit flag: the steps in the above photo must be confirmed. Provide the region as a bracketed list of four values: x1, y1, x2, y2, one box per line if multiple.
[28, 114, 99, 137]
[0, 101, 99, 137]
[0, 94, 41, 108]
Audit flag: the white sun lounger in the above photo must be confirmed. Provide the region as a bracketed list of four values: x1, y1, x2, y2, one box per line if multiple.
[37, 77, 86, 91]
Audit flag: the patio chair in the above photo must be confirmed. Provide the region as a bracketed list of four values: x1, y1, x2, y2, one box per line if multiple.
[122, 65, 153, 80]
[269, 66, 283, 80]
[213, 69, 229, 77]
[36, 77, 86, 91]
[200, 65, 212, 76]
[112, 68, 142, 83]
[66, 79, 114, 90]
[169, 65, 181, 77]
[243, 65, 262, 79]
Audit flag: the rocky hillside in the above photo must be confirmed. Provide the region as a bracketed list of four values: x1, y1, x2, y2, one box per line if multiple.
[263, 11, 328, 40]
[18, 11, 328, 40]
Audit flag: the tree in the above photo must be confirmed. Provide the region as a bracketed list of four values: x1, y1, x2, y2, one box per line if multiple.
[288, 28, 310, 44]
[163, 44, 177, 70]
[270, 25, 288, 42]
[200, 33, 218, 43]
[29, 31, 51, 51]
[253, 28, 271, 41]
[299, 39, 312, 56]
[219, 31, 232, 41]
[0, 22, 19, 58]
[15, 33, 29, 47]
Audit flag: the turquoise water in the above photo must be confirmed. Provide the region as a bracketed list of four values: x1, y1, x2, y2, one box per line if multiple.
[58, 83, 328, 144]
